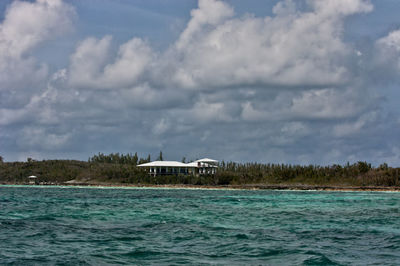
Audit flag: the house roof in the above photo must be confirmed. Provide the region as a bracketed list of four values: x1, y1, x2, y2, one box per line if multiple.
[137, 161, 189, 167]
[195, 158, 218, 163]
[138, 158, 218, 168]
[186, 162, 218, 168]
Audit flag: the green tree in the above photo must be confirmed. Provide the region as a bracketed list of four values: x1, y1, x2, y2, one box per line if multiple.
[157, 151, 163, 161]
[133, 152, 138, 165]
[379, 163, 388, 170]
[357, 161, 370, 174]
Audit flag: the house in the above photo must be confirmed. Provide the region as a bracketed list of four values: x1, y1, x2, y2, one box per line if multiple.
[138, 158, 218, 176]
[28, 175, 38, 185]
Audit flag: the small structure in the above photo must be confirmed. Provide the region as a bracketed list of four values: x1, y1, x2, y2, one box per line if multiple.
[138, 158, 218, 177]
[28, 175, 38, 185]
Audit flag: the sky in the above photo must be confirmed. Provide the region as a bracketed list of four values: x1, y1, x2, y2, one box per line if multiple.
[1, 0, 400, 165]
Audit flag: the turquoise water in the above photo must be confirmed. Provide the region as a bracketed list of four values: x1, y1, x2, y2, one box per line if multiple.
[0, 186, 399, 265]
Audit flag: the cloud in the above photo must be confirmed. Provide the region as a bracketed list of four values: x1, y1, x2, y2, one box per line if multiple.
[2, 0, 400, 166]
[165, 0, 373, 89]
[308, 0, 373, 17]
[63, 0, 375, 99]
[152, 118, 170, 135]
[376, 29, 400, 75]
[0, 0, 76, 159]
[18, 126, 72, 150]
[289, 88, 366, 120]
[0, 0, 75, 108]
[60, 0, 377, 120]
[176, 0, 234, 50]
[378, 30, 400, 51]
[333, 111, 378, 137]
[188, 100, 233, 123]
[0, 0, 75, 57]
[68, 36, 153, 90]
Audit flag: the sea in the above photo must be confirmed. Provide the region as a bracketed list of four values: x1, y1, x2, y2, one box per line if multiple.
[0, 186, 399, 265]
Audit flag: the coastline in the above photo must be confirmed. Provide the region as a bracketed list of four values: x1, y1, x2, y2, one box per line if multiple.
[2, 182, 400, 192]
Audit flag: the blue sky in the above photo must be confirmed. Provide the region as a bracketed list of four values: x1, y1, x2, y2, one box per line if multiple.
[1, 0, 400, 165]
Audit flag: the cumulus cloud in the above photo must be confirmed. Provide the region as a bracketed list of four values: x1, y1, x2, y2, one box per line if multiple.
[0, 0, 76, 159]
[152, 118, 170, 135]
[66, 0, 373, 95]
[176, 0, 234, 50]
[0, 0, 75, 107]
[62, 0, 376, 119]
[333, 111, 378, 137]
[2, 0, 400, 165]
[0, 0, 74, 58]
[378, 30, 400, 51]
[289, 88, 366, 120]
[68, 36, 153, 90]
[18, 126, 72, 150]
[376, 29, 400, 76]
[165, 0, 373, 89]
[308, 0, 373, 17]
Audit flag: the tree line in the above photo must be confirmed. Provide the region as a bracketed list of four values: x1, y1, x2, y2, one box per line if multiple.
[0, 153, 399, 187]
[88, 152, 151, 165]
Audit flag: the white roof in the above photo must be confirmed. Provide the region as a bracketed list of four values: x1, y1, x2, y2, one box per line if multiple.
[186, 161, 218, 168]
[28, 175, 37, 178]
[138, 158, 218, 168]
[137, 161, 189, 167]
[195, 158, 218, 163]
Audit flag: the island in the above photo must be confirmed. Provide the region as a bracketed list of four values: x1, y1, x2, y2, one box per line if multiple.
[0, 152, 399, 191]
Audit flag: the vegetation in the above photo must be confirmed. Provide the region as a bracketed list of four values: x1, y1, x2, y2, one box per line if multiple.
[0, 153, 399, 187]
[215, 161, 399, 187]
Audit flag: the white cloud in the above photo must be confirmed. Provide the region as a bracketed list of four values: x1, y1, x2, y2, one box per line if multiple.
[0, 0, 75, 110]
[165, 0, 373, 89]
[0, 0, 75, 58]
[289, 88, 366, 120]
[18, 126, 71, 150]
[333, 111, 378, 137]
[69, 36, 153, 89]
[377, 30, 400, 51]
[308, 0, 373, 17]
[0, 0, 77, 157]
[281, 122, 309, 136]
[190, 100, 233, 123]
[62, 0, 376, 119]
[68, 36, 113, 89]
[241, 101, 267, 121]
[176, 0, 234, 50]
[3, 0, 399, 165]
[241, 86, 371, 122]
[152, 118, 170, 135]
[376, 29, 400, 74]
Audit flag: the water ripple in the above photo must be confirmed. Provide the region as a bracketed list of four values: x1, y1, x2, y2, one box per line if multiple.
[0, 186, 399, 264]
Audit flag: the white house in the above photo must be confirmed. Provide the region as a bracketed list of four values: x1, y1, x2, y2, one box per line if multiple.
[28, 175, 38, 185]
[138, 158, 218, 176]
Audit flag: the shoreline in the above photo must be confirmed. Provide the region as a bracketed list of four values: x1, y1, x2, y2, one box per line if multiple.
[2, 182, 400, 192]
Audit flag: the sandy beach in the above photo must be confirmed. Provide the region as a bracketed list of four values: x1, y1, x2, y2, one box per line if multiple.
[2, 182, 400, 192]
